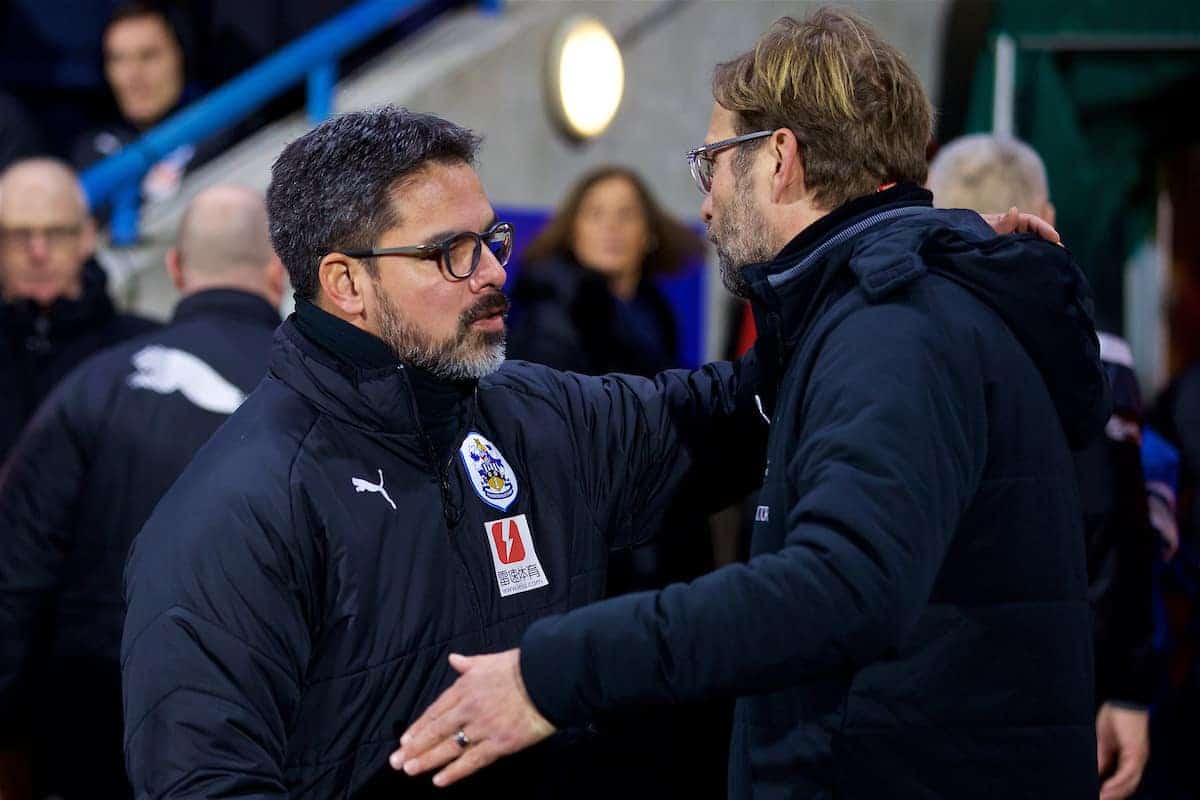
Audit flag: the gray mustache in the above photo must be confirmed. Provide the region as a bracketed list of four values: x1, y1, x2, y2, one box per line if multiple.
[463, 293, 509, 324]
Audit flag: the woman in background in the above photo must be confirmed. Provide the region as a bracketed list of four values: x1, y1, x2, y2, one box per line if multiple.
[508, 165, 704, 378]
[508, 166, 727, 798]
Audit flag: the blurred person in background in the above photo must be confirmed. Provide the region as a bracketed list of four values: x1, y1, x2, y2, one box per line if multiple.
[508, 165, 726, 795]
[508, 166, 703, 378]
[1150, 356, 1200, 556]
[0, 184, 283, 800]
[928, 132, 1155, 800]
[0, 157, 156, 466]
[1144, 304, 1200, 800]
[72, 1, 229, 202]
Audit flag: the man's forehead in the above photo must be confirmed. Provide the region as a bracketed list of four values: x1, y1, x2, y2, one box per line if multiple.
[0, 170, 86, 223]
[106, 15, 173, 50]
[706, 104, 738, 142]
[388, 161, 493, 233]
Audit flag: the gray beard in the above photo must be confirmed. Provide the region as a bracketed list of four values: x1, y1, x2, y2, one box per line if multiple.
[711, 173, 774, 299]
[375, 288, 507, 381]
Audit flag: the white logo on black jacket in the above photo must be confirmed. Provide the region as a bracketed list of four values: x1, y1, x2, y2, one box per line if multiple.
[127, 345, 245, 414]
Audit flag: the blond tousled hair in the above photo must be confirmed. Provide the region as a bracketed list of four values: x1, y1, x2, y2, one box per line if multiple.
[712, 8, 934, 210]
[926, 133, 1050, 215]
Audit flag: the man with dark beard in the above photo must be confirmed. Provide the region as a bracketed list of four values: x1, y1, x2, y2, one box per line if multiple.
[119, 106, 770, 799]
[394, 10, 1110, 800]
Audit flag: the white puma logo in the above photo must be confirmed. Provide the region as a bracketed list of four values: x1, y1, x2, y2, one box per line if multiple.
[127, 345, 245, 415]
[352, 469, 396, 511]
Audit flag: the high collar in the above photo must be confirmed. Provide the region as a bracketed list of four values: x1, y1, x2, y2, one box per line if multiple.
[294, 297, 397, 370]
[740, 184, 933, 412]
[1, 260, 115, 341]
[278, 304, 476, 451]
[172, 288, 280, 329]
[748, 184, 932, 287]
[742, 184, 933, 325]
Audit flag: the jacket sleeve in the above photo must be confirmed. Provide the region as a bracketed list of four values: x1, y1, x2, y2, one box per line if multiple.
[555, 350, 768, 549]
[121, 465, 315, 799]
[0, 382, 92, 744]
[520, 303, 988, 725]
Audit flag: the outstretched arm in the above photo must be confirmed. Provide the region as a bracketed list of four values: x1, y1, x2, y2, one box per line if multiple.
[395, 303, 988, 785]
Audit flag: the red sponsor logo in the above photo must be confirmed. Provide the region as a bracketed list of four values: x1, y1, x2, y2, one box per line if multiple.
[490, 518, 526, 564]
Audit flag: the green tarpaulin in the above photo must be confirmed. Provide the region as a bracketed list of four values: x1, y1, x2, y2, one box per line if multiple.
[965, 0, 1200, 328]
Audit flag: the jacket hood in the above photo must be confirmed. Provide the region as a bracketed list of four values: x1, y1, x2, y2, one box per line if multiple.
[913, 210, 1110, 449]
[751, 198, 1110, 450]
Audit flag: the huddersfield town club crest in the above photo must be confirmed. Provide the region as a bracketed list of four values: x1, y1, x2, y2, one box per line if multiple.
[459, 432, 519, 511]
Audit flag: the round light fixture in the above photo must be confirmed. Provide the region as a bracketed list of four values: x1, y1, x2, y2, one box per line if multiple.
[546, 16, 624, 141]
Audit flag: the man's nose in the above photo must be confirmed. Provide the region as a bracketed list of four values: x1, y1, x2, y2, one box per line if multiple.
[471, 245, 507, 291]
[28, 231, 50, 261]
[700, 193, 714, 226]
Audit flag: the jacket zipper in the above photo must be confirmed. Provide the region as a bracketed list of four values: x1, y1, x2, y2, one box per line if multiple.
[400, 368, 490, 646]
[767, 205, 928, 290]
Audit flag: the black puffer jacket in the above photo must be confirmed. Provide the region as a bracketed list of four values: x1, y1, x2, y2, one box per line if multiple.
[518, 185, 1110, 799]
[0, 289, 279, 798]
[120, 318, 765, 798]
[0, 260, 157, 463]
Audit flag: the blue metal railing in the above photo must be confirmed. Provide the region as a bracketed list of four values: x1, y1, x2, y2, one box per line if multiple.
[82, 0, 489, 245]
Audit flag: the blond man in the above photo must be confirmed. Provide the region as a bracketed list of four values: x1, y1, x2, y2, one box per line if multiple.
[397, 10, 1106, 798]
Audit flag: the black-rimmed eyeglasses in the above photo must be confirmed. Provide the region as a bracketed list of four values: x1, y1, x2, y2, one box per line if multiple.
[340, 221, 515, 280]
[685, 130, 773, 194]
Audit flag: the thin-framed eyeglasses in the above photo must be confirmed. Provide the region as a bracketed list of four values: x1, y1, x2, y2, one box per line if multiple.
[340, 221, 514, 280]
[685, 130, 773, 194]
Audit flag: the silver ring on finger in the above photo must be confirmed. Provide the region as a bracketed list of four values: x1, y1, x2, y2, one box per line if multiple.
[454, 729, 471, 749]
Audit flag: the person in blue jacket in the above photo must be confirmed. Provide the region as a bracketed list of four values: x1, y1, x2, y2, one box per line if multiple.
[0, 184, 284, 799]
[394, 11, 1111, 800]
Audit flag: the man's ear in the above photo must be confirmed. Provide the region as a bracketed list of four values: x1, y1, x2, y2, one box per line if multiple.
[165, 247, 185, 291]
[769, 128, 805, 204]
[317, 252, 367, 316]
[264, 256, 287, 306]
[78, 216, 97, 260]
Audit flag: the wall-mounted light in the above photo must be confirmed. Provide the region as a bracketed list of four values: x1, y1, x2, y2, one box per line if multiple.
[546, 16, 624, 141]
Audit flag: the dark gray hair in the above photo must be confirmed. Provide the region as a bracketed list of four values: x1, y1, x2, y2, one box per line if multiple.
[266, 106, 482, 300]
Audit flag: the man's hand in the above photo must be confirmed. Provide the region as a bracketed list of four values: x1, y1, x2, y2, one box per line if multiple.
[391, 649, 555, 787]
[1096, 702, 1150, 800]
[982, 206, 1062, 244]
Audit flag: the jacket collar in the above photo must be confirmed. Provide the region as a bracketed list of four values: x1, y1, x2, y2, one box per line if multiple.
[741, 184, 933, 413]
[1, 260, 115, 345]
[743, 184, 933, 341]
[172, 288, 280, 328]
[272, 308, 476, 440]
[272, 319, 424, 436]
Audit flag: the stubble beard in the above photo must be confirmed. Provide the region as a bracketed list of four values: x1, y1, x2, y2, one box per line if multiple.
[711, 168, 775, 299]
[375, 286, 508, 380]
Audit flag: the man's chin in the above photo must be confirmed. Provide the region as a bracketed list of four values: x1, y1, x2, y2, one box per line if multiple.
[718, 260, 751, 299]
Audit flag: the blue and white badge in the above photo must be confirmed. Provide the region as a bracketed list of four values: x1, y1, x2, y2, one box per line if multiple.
[459, 431, 519, 511]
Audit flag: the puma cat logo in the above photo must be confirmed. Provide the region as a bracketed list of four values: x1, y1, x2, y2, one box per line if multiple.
[352, 469, 396, 511]
[127, 346, 245, 414]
